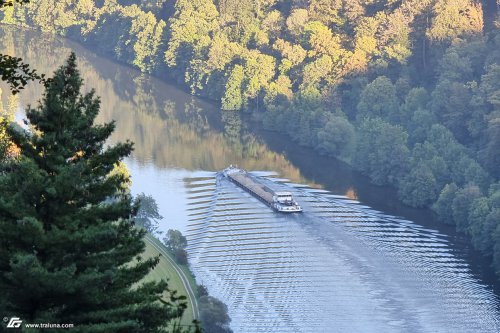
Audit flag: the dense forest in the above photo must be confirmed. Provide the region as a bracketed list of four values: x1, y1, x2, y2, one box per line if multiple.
[1, 1, 500, 277]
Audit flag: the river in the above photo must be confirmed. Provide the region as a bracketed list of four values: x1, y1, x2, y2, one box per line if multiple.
[1, 26, 499, 332]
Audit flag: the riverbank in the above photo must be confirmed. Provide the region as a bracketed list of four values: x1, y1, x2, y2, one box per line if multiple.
[143, 233, 199, 322]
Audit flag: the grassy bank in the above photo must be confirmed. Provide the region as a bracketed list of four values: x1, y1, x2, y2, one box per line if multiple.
[141, 234, 197, 327]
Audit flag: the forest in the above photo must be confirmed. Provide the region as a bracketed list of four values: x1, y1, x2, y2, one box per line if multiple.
[1, 1, 500, 278]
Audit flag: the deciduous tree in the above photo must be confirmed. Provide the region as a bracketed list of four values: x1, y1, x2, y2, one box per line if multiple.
[198, 296, 233, 333]
[134, 193, 163, 235]
[433, 183, 459, 224]
[353, 117, 410, 185]
[316, 115, 355, 158]
[399, 164, 439, 207]
[221, 65, 245, 110]
[357, 76, 400, 122]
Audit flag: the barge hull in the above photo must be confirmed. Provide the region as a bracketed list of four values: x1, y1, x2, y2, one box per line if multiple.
[223, 167, 302, 213]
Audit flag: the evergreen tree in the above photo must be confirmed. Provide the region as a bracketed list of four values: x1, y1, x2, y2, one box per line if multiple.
[0, 54, 197, 333]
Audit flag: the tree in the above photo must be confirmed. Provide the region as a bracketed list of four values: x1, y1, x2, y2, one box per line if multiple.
[165, 0, 218, 67]
[316, 115, 355, 158]
[452, 184, 482, 233]
[411, 142, 449, 184]
[481, 118, 500, 179]
[426, 0, 483, 42]
[342, 0, 365, 24]
[379, 9, 412, 64]
[197, 284, 209, 297]
[407, 108, 436, 145]
[134, 193, 163, 235]
[449, 155, 489, 190]
[301, 54, 333, 87]
[400, 87, 430, 127]
[480, 64, 500, 112]
[0, 0, 30, 6]
[353, 117, 410, 185]
[308, 0, 342, 26]
[426, 124, 465, 166]
[263, 74, 292, 112]
[468, 197, 494, 254]
[303, 21, 342, 59]
[262, 9, 284, 39]
[0, 89, 20, 162]
[206, 34, 241, 72]
[241, 51, 276, 102]
[357, 76, 400, 122]
[352, 16, 378, 64]
[198, 296, 233, 333]
[273, 39, 307, 68]
[163, 229, 188, 265]
[399, 164, 439, 207]
[489, 183, 500, 209]
[493, 224, 500, 276]
[163, 229, 187, 253]
[437, 81, 474, 142]
[285, 8, 308, 37]
[0, 54, 195, 332]
[126, 8, 166, 73]
[433, 183, 459, 224]
[0, 53, 46, 94]
[0, 1, 41, 164]
[221, 65, 245, 110]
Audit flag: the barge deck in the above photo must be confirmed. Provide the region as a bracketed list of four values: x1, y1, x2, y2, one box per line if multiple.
[222, 166, 302, 213]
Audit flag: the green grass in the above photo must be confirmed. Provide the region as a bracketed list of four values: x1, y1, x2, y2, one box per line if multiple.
[178, 264, 198, 294]
[141, 237, 195, 326]
[146, 234, 199, 292]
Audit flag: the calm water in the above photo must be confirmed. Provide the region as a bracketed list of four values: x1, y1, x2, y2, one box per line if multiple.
[2, 26, 499, 332]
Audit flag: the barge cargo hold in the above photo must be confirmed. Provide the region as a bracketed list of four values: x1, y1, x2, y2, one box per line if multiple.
[222, 166, 302, 213]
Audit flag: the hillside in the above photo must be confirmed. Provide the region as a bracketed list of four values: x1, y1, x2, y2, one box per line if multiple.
[2, 0, 500, 278]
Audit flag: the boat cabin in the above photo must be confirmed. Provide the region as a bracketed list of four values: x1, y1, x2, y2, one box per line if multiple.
[273, 192, 295, 204]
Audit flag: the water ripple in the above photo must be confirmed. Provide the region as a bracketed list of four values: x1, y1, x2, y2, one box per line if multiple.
[184, 173, 500, 333]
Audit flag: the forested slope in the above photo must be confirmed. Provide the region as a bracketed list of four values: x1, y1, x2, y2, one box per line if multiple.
[2, 0, 500, 277]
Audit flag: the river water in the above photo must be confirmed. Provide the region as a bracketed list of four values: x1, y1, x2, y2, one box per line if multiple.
[2, 26, 499, 332]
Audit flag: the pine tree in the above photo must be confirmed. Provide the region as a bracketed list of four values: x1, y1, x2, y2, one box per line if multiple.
[0, 53, 197, 332]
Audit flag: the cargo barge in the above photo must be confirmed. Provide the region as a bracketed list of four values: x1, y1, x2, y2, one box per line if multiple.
[222, 166, 302, 213]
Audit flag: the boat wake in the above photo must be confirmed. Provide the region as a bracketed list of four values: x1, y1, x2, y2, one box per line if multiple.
[184, 172, 500, 333]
